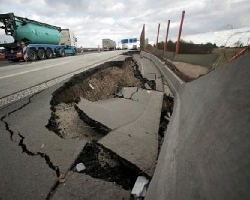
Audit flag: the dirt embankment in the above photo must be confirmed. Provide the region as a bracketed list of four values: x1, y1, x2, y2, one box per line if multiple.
[172, 61, 209, 78]
[145, 45, 211, 82]
[164, 58, 210, 81]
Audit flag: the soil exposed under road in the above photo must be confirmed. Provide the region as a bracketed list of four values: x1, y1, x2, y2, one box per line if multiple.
[45, 47, 219, 199]
[46, 51, 217, 198]
[46, 56, 174, 195]
[47, 58, 145, 139]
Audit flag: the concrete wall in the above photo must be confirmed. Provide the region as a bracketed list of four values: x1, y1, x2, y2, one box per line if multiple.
[145, 52, 250, 200]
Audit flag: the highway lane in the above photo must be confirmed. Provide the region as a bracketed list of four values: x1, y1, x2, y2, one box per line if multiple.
[0, 50, 164, 199]
[0, 51, 127, 100]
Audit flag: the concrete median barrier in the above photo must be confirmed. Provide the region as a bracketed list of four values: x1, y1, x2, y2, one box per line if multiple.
[140, 51, 183, 94]
[144, 52, 250, 199]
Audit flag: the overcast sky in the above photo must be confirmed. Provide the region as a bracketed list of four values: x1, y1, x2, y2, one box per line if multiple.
[0, 0, 250, 47]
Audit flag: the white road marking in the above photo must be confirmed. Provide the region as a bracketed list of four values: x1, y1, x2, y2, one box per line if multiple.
[0, 54, 123, 107]
[0, 54, 122, 80]
[0, 61, 69, 80]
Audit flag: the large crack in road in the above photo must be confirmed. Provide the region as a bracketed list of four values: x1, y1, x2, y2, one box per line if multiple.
[46, 56, 174, 198]
[0, 93, 61, 178]
[47, 58, 146, 140]
[0, 54, 174, 199]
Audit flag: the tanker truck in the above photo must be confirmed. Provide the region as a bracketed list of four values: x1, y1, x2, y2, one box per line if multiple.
[0, 13, 77, 61]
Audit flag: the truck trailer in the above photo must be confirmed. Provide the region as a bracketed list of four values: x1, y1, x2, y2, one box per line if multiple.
[102, 39, 116, 51]
[0, 13, 77, 61]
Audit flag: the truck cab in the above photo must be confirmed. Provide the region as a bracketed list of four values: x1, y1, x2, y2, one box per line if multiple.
[60, 29, 77, 47]
[59, 29, 77, 56]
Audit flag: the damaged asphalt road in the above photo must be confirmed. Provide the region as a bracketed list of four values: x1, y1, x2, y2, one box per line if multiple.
[0, 54, 174, 199]
[0, 82, 85, 199]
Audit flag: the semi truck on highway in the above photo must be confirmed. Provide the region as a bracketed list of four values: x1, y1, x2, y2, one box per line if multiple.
[0, 13, 77, 61]
[102, 39, 116, 51]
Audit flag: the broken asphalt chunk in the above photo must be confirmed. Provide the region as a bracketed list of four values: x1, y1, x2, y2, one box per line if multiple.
[131, 176, 149, 197]
[98, 90, 163, 176]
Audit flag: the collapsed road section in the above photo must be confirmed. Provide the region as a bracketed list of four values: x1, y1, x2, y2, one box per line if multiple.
[46, 56, 174, 199]
[0, 53, 174, 199]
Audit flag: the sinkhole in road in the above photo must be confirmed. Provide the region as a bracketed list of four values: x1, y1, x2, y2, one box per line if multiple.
[46, 56, 174, 191]
[47, 57, 147, 139]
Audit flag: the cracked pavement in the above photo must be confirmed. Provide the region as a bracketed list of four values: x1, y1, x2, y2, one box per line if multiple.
[0, 81, 85, 199]
[77, 87, 163, 176]
[0, 54, 169, 199]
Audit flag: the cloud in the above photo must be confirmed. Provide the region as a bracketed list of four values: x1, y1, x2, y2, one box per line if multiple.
[0, 0, 249, 47]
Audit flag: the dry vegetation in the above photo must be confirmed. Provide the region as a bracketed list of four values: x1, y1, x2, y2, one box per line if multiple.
[212, 47, 245, 68]
[145, 44, 247, 81]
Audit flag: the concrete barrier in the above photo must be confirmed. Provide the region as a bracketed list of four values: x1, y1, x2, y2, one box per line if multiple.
[140, 51, 183, 94]
[145, 52, 250, 199]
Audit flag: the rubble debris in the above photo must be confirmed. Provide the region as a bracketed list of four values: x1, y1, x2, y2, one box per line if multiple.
[89, 83, 94, 89]
[59, 173, 66, 183]
[76, 163, 86, 172]
[131, 176, 149, 197]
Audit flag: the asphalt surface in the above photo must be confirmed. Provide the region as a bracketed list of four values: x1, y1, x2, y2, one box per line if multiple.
[0, 82, 85, 199]
[2, 49, 248, 199]
[0, 51, 165, 199]
[97, 88, 163, 176]
[0, 51, 126, 100]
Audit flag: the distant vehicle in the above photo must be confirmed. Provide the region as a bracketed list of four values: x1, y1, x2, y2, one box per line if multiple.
[121, 38, 139, 50]
[102, 39, 116, 51]
[122, 44, 128, 50]
[131, 45, 138, 50]
[0, 13, 77, 61]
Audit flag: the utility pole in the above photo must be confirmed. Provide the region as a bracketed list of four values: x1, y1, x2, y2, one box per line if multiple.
[156, 23, 160, 49]
[164, 20, 170, 52]
[175, 11, 185, 55]
[140, 24, 145, 51]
